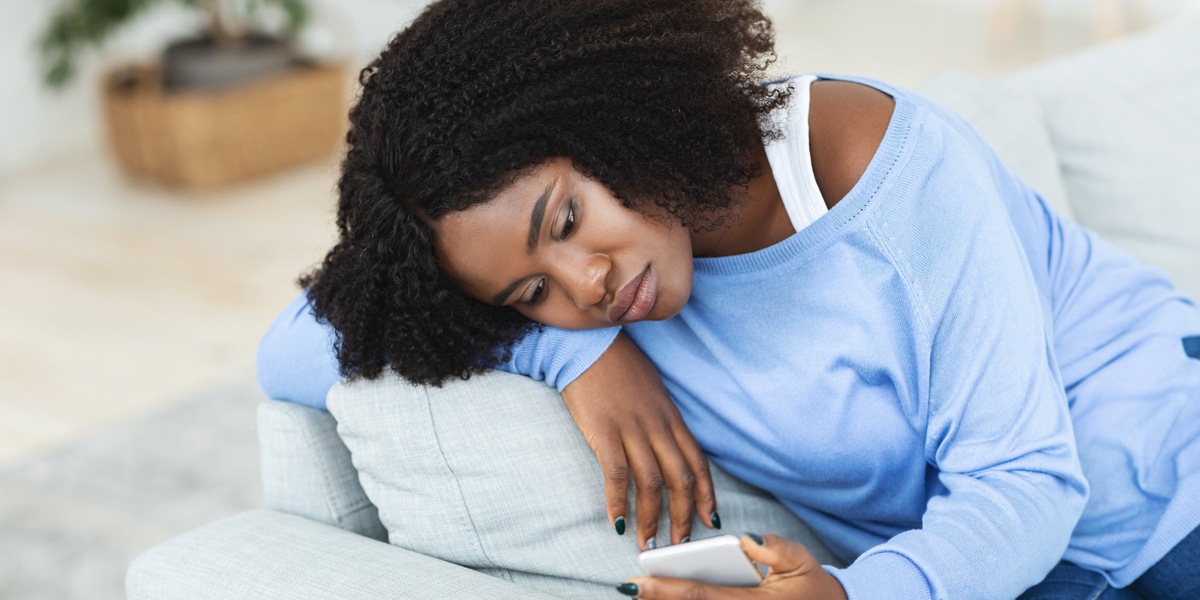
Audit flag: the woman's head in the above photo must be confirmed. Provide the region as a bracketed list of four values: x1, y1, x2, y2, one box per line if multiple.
[304, 0, 789, 385]
[434, 157, 695, 330]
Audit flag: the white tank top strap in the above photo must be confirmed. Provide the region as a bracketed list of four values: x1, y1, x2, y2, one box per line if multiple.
[763, 74, 827, 233]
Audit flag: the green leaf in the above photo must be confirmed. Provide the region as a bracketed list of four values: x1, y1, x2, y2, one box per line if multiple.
[35, 0, 312, 89]
[263, 0, 309, 36]
[35, 0, 164, 89]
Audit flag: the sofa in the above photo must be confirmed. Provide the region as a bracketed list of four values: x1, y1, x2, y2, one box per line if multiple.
[126, 10, 1200, 599]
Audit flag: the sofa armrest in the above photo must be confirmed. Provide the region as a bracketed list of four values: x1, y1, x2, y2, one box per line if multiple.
[127, 509, 562, 600]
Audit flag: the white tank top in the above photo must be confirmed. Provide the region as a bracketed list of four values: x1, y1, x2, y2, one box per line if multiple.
[763, 74, 827, 233]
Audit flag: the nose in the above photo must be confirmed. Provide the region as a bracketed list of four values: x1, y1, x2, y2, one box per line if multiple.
[558, 253, 609, 311]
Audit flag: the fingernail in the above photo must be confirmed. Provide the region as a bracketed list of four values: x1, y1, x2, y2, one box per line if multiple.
[682, 537, 690, 543]
[746, 532, 764, 545]
[614, 516, 626, 536]
[616, 582, 639, 596]
[710, 511, 722, 529]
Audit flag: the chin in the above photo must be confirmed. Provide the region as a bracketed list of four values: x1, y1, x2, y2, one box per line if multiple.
[646, 279, 690, 321]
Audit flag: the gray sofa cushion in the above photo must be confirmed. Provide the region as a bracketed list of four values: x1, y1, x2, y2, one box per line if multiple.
[1004, 11, 1200, 298]
[127, 510, 559, 600]
[328, 370, 839, 600]
[915, 11, 1200, 300]
[257, 400, 386, 541]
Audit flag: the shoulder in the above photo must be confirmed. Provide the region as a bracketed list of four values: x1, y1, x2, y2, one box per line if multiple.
[807, 79, 895, 208]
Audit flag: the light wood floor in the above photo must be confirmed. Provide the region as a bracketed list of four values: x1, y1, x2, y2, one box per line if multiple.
[0, 157, 337, 466]
[0, 0, 1174, 468]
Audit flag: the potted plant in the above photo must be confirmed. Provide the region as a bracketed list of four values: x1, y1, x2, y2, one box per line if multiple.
[38, 0, 348, 188]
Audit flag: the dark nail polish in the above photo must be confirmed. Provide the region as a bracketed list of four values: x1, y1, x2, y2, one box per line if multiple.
[614, 516, 626, 536]
[616, 582, 639, 596]
[682, 537, 690, 543]
[710, 511, 722, 529]
[746, 532, 764, 545]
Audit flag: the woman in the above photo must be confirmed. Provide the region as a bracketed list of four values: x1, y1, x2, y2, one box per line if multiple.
[256, 0, 1200, 598]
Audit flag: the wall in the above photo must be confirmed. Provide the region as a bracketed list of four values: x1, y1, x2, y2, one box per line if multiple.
[2, 0, 1193, 180]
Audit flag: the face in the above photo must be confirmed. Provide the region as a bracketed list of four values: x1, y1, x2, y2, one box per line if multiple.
[434, 157, 694, 330]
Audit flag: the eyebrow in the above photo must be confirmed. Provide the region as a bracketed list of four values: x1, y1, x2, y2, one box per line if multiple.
[526, 183, 554, 253]
[492, 182, 555, 306]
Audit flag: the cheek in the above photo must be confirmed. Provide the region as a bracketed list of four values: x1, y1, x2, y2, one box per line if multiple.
[649, 225, 694, 319]
[655, 261, 693, 319]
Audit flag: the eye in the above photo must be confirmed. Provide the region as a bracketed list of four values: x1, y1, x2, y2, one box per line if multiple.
[559, 202, 576, 240]
[525, 278, 546, 306]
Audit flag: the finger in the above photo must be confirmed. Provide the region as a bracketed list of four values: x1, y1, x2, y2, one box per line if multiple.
[623, 435, 664, 550]
[646, 428, 697, 545]
[593, 431, 630, 537]
[740, 533, 819, 577]
[620, 577, 758, 600]
[672, 422, 717, 530]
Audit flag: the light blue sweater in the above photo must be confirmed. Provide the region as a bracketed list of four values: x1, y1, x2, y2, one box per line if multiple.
[256, 76, 1200, 599]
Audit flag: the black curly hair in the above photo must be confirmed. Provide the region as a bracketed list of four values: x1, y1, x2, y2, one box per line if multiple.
[302, 0, 791, 386]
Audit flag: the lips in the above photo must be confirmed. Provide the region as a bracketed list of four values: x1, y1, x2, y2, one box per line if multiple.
[608, 266, 656, 323]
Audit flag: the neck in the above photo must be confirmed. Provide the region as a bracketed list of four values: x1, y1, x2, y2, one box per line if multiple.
[690, 144, 795, 258]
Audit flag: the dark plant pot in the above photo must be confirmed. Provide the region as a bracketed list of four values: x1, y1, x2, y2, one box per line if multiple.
[163, 34, 296, 92]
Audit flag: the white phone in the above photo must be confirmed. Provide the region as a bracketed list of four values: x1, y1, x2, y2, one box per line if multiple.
[637, 534, 763, 587]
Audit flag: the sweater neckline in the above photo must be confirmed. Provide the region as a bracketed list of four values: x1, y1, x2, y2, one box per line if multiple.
[692, 75, 920, 280]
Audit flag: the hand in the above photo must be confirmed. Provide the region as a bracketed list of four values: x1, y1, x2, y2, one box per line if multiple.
[618, 534, 849, 600]
[562, 331, 718, 550]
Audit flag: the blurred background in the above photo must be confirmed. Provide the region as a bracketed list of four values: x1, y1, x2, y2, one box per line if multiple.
[0, 0, 1196, 598]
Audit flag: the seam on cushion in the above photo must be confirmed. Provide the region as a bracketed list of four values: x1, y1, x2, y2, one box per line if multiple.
[339, 501, 376, 519]
[305, 394, 375, 519]
[318, 411, 375, 520]
[280, 403, 343, 525]
[422, 385, 500, 569]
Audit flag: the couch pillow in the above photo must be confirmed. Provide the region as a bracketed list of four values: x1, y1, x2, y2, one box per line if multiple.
[1002, 11, 1200, 298]
[328, 370, 839, 600]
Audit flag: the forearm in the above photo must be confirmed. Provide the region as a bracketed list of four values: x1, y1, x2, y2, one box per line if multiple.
[829, 467, 1085, 600]
[257, 291, 622, 408]
[497, 325, 621, 391]
[256, 292, 342, 410]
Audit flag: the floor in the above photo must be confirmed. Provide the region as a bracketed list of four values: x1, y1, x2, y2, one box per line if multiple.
[0, 158, 337, 467]
[0, 0, 1168, 468]
[0, 373, 263, 600]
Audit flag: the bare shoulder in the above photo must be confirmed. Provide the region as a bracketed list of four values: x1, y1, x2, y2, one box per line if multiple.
[807, 79, 895, 208]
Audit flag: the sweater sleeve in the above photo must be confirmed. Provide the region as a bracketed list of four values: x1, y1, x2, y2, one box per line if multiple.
[826, 103, 1089, 600]
[255, 291, 619, 410]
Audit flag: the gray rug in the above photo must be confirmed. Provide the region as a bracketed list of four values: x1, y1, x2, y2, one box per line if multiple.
[0, 372, 264, 600]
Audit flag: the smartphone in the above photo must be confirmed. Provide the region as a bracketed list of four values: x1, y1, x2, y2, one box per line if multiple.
[637, 534, 763, 587]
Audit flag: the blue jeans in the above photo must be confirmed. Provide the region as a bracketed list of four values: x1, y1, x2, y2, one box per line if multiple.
[1019, 525, 1200, 600]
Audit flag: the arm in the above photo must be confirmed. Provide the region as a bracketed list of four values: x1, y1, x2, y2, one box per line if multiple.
[254, 290, 621, 408]
[825, 99, 1089, 600]
[628, 81, 1088, 600]
[255, 292, 341, 410]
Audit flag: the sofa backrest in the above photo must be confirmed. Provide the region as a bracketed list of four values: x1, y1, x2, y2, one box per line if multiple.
[918, 10, 1200, 300]
[1005, 10, 1200, 300]
[257, 399, 387, 541]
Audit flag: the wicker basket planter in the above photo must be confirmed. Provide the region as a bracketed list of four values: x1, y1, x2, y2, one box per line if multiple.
[103, 62, 347, 188]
